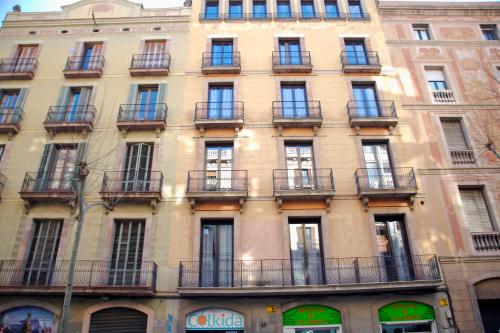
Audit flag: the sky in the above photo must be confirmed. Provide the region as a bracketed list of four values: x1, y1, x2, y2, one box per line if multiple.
[0, 0, 495, 22]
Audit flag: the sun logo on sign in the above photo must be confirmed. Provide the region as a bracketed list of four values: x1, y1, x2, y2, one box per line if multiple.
[197, 314, 207, 326]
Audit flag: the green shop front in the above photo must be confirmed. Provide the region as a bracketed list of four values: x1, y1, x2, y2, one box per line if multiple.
[282, 305, 342, 333]
[378, 301, 437, 333]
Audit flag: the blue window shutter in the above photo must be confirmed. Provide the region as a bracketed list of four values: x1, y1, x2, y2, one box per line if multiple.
[56, 86, 71, 106]
[17, 88, 29, 107]
[127, 84, 139, 104]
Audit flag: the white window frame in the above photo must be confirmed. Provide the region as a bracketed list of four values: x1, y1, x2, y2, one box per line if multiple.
[379, 320, 438, 333]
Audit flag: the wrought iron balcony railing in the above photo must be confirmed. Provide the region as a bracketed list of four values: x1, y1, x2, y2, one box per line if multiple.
[202, 52, 241, 68]
[347, 12, 370, 20]
[272, 51, 311, 67]
[194, 102, 244, 121]
[0, 172, 6, 197]
[0, 260, 156, 290]
[472, 232, 500, 252]
[449, 149, 475, 165]
[64, 55, 105, 72]
[273, 11, 298, 19]
[341, 51, 380, 66]
[347, 100, 397, 120]
[199, 13, 222, 21]
[222, 12, 246, 20]
[273, 101, 322, 120]
[299, 11, 321, 19]
[0, 58, 38, 73]
[179, 254, 440, 288]
[0, 107, 23, 126]
[45, 105, 96, 124]
[249, 12, 273, 20]
[130, 53, 170, 70]
[273, 168, 334, 192]
[187, 170, 248, 193]
[20, 170, 77, 194]
[100, 171, 163, 194]
[432, 90, 456, 104]
[355, 167, 417, 192]
[118, 104, 167, 123]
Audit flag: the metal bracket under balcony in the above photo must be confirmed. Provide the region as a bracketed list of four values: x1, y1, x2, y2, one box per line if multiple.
[0, 172, 6, 201]
[347, 100, 398, 134]
[178, 254, 441, 296]
[117, 104, 167, 137]
[201, 52, 241, 74]
[0, 260, 157, 296]
[43, 105, 96, 138]
[355, 167, 417, 211]
[273, 168, 334, 212]
[0, 107, 23, 139]
[129, 53, 170, 76]
[63, 56, 104, 78]
[272, 101, 322, 135]
[0, 58, 37, 80]
[272, 51, 312, 73]
[341, 51, 381, 74]
[186, 170, 248, 211]
[100, 171, 163, 213]
[194, 102, 244, 134]
[19, 170, 77, 214]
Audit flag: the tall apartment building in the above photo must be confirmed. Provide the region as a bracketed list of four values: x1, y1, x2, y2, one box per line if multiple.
[0, 0, 497, 332]
[378, 1, 500, 332]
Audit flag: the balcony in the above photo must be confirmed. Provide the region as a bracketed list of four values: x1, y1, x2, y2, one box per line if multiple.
[20, 170, 77, 212]
[186, 170, 248, 210]
[117, 103, 167, 136]
[347, 100, 398, 133]
[0, 260, 157, 296]
[472, 232, 500, 252]
[222, 12, 247, 21]
[100, 171, 163, 212]
[0, 172, 6, 200]
[323, 12, 347, 20]
[347, 12, 370, 20]
[273, 101, 322, 134]
[248, 12, 272, 21]
[355, 167, 417, 209]
[432, 90, 457, 104]
[273, 168, 334, 210]
[178, 254, 441, 296]
[199, 13, 222, 21]
[201, 52, 241, 74]
[272, 51, 312, 73]
[63, 55, 105, 78]
[273, 12, 298, 20]
[298, 12, 321, 20]
[0, 107, 23, 137]
[341, 51, 381, 74]
[0, 58, 37, 80]
[43, 105, 96, 137]
[194, 102, 244, 133]
[450, 149, 475, 165]
[129, 53, 170, 76]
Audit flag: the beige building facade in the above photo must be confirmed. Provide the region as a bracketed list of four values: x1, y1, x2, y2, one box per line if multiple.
[378, 1, 500, 332]
[0, 0, 497, 332]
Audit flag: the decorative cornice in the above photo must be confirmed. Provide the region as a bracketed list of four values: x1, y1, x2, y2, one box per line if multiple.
[402, 104, 499, 111]
[386, 40, 500, 47]
[377, 1, 500, 17]
[418, 168, 500, 175]
[439, 255, 500, 264]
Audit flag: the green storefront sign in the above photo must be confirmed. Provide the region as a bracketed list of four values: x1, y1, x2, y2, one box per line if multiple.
[282, 305, 342, 326]
[378, 302, 435, 322]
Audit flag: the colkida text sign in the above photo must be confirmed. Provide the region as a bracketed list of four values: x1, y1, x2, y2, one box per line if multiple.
[186, 309, 244, 330]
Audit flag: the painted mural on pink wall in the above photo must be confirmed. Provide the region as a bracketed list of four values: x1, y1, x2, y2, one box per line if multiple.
[0, 307, 54, 333]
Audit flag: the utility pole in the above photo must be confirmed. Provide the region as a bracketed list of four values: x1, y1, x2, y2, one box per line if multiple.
[58, 162, 88, 333]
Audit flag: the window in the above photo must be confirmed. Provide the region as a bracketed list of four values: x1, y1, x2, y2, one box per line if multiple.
[279, 39, 302, 65]
[136, 85, 159, 119]
[23, 219, 62, 285]
[205, 144, 233, 190]
[459, 188, 494, 233]
[352, 83, 380, 117]
[281, 83, 308, 118]
[13, 45, 38, 71]
[109, 220, 145, 286]
[228, 0, 243, 18]
[0, 89, 20, 115]
[285, 143, 314, 189]
[208, 84, 234, 119]
[252, 0, 267, 18]
[142, 40, 167, 67]
[348, 0, 363, 18]
[0, 145, 5, 163]
[211, 40, 234, 66]
[123, 143, 154, 192]
[425, 69, 448, 90]
[481, 24, 498, 40]
[277, 0, 292, 18]
[289, 218, 323, 285]
[344, 40, 367, 65]
[204, 0, 219, 19]
[55, 87, 92, 122]
[413, 24, 431, 40]
[301, 0, 316, 18]
[441, 119, 469, 151]
[200, 221, 233, 287]
[375, 215, 413, 281]
[362, 142, 394, 189]
[80, 43, 102, 70]
[381, 322, 433, 333]
[324, 0, 339, 18]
